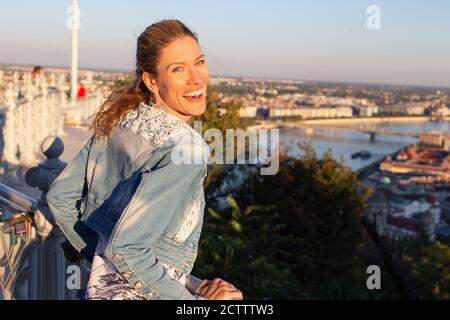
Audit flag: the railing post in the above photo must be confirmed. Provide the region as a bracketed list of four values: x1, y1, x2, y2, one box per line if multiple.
[2, 84, 18, 166]
[40, 76, 49, 142]
[57, 74, 66, 136]
[0, 83, 21, 185]
[21, 73, 35, 164]
[25, 136, 66, 207]
[24, 136, 78, 300]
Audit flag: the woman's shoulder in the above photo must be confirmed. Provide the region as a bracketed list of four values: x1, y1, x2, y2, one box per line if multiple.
[116, 102, 210, 170]
[118, 102, 200, 149]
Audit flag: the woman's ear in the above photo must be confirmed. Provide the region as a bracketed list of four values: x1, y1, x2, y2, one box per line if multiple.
[142, 72, 158, 95]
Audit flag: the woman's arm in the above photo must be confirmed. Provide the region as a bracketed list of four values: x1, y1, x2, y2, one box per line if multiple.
[105, 135, 207, 300]
[46, 136, 99, 260]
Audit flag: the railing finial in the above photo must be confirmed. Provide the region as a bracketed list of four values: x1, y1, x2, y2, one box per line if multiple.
[25, 136, 67, 206]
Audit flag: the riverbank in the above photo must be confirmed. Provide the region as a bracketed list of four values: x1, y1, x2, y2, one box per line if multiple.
[250, 116, 450, 130]
[301, 116, 445, 126]
[356, 144, 414, 180]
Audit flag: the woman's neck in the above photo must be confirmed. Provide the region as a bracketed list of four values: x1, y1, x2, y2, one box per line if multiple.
[154, 102, 192, 124]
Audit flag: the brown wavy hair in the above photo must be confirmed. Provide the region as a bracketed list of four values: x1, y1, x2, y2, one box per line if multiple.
[90, 20, 198, 138]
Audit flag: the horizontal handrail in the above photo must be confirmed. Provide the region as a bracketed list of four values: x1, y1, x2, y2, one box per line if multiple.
[0, 183, 38, 213]
[0, 181, 205, 298]
[186, 275, 202, 295]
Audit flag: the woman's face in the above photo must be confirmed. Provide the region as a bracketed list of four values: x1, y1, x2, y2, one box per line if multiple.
[144, 36, 209, 122]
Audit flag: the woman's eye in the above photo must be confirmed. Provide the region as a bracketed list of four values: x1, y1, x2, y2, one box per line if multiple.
[172, 67, 183, 73]
[196, 59, 206, 65]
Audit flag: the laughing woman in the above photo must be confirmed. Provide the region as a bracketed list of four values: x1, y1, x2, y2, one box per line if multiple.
[46, 20, 243, 300]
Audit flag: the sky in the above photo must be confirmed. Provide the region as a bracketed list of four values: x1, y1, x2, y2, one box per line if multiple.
[1, 0, 449, 87]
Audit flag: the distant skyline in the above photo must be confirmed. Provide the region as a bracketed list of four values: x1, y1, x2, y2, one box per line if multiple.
[1, 0, 449, 87]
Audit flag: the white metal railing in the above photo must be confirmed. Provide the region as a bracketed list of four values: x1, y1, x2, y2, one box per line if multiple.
[61, 94, 104, 127]
[0, 182, 76, 300]
[0, 71, 105, 168]
[0, 72, 65, 166]
[0, 135, 203, 300]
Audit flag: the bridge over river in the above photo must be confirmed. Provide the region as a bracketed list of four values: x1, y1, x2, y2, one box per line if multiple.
[277, 122, 422, 142]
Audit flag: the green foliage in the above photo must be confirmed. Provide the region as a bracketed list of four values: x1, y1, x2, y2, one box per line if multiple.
[194, 145, 402, 299]
[403, 242, 450, 299]
[195, 85, 247, 134]
[113, 74, 134, 89]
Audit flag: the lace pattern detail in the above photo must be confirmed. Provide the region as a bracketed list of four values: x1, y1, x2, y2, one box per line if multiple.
[86, 235, 186, 300]
[85, 272, 147, 300]
[174, 187, 205, 242]
[119, 102, 199, 147]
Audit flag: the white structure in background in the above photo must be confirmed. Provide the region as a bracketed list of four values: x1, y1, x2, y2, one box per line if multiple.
[62, 70, 105, 126]
[269, 106, 353, 119]
[357, 105, 379, 117]
[70, 0, 79, 102]
[367, 189, 441, 243]
[382, 102, 427, 116]
[434, 106, 450, 117]
[239, 106, 257, 118]
[0, 70, 105, 171]
[0, 73, 65, 167]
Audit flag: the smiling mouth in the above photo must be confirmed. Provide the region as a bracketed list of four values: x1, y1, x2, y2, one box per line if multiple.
[182, 89, 205, 102]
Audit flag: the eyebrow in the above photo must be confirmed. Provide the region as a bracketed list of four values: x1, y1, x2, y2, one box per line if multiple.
[166, 54, 205, 70]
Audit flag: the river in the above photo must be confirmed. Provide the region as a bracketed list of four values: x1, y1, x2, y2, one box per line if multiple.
[279, 120, 450, 171]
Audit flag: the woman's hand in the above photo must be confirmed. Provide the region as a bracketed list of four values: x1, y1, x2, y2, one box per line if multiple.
[195, 278, 243, 300]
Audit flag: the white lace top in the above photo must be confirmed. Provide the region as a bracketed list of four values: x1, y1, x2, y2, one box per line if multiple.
[120, 102, 204, 148]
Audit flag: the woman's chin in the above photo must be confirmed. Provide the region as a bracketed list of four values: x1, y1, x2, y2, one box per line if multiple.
[187, 104, 207, 117]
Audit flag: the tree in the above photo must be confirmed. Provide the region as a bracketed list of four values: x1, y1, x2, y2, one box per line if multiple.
[195, 85, 246, 134]
[403, 242, 450, 299]
[194, 145, 402, 299]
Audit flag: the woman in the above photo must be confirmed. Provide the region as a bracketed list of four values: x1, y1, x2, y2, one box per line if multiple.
[46, 20, 243, 300]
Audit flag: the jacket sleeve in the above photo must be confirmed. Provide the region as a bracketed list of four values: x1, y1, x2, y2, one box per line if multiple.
[46, 136, 99, 260]
[104, 135, 206, 300]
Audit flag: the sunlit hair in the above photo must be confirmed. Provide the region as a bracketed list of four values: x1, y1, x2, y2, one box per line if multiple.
[90, 19, 198, 138]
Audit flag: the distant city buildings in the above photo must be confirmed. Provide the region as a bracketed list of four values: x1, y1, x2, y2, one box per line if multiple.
[239, 106, 258, 118]
[2, 69, 449, 122]
[366, 184, 440, 241]
[210, 76, 449, 121]
[380, 145, 450, 176]
[269, 106, 353, 119]
[364, 144, 450, 243]
[434, 106, 450, 117]
[420, 132, 450, 151]
[353, 105, 379, 117]
[380, 102, 427, 116]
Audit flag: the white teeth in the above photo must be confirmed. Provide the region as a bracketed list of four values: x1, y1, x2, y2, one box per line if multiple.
[183, 89, 203, 98]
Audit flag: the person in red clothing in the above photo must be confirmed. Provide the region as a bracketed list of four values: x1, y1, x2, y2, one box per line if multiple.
[32, 66, 43, 79]
[77, 81, 86, 99]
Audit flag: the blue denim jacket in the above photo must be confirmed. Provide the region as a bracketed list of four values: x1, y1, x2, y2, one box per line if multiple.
[46, 102, 210, 300]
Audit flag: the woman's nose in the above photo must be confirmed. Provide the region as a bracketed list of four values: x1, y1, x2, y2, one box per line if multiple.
[187, 68, 203, 85]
